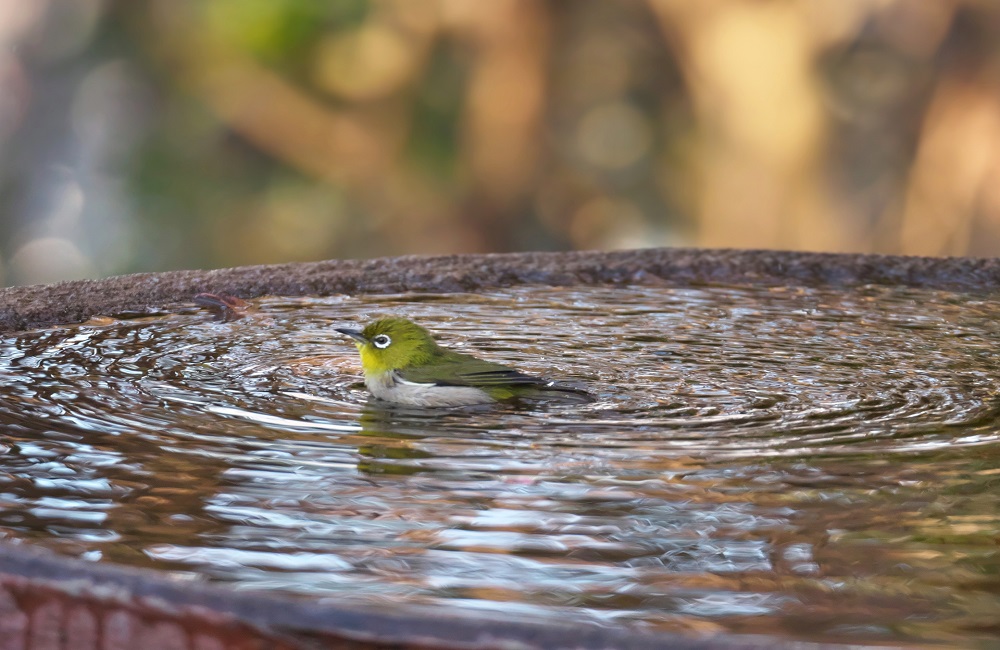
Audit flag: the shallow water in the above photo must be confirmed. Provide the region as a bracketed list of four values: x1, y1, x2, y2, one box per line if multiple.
[1, 284, 1000, 644]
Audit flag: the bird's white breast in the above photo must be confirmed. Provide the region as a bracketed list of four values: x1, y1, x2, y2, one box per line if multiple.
[365, 371, 494, 407]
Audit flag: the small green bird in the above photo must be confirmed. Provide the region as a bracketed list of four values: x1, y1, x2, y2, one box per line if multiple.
[336, 317, 592, 407]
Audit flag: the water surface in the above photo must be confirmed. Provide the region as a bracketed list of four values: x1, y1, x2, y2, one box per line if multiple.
[1, 284, 999, 645]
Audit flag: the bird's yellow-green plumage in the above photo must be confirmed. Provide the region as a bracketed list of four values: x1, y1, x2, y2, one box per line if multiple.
[352, 317, 437, 376]
[336, 317, 591, 407]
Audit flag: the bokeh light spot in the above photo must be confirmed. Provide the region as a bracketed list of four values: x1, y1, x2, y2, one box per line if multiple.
[314, 25, 418, 100]
[10, 237, 95, 286]
[575, 101, 652, 170]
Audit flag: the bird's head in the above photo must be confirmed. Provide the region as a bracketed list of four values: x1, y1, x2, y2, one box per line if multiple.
[336, 317, 440, 375]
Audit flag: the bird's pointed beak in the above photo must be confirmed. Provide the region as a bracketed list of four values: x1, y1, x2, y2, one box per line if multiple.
[335, 327, 368, 344]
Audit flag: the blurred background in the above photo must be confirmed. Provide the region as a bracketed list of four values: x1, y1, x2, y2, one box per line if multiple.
[1, 0, 999, 287]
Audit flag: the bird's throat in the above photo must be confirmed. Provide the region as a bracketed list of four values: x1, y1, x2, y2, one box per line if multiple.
[359, 346, 393, 375]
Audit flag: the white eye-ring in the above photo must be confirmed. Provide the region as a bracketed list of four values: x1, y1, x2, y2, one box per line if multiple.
[372, 334, 391, 349]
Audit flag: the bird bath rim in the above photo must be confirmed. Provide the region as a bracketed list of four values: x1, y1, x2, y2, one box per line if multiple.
[1, 247, 998, 334]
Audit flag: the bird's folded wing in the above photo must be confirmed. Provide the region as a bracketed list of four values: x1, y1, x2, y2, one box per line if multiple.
[398, 357, 547, 388]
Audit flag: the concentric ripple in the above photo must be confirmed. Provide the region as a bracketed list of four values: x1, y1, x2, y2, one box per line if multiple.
[2, 284, 1000, 644]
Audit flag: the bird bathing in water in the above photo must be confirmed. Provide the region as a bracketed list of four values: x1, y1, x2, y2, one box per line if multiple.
[336, 317, 592, 407]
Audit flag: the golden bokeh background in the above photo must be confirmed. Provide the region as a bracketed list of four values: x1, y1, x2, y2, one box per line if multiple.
[1, 0, 999, 286]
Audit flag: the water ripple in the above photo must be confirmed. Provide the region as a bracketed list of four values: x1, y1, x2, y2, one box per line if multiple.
[1, 284, 999, 644]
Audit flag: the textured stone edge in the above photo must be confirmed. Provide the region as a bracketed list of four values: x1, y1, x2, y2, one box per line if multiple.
[1, 247, 999, 333]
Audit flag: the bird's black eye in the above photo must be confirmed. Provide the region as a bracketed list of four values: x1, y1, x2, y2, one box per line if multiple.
[372, 334, 391, 349]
